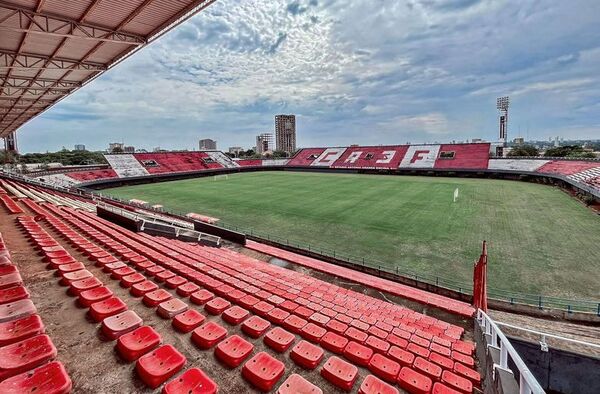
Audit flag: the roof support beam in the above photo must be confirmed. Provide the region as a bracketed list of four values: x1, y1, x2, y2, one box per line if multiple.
[0, 75, 81, 89]
[0, 86, 68, 97]
[0, 2, 146, 45]
[0, 51, 107, 71]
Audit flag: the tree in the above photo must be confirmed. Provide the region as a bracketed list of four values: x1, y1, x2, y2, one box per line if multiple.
[272, 150, 289, 158]
[544, 145, 585, 157]
[508, 145, 539, 157]
[111, 146, 124, 153]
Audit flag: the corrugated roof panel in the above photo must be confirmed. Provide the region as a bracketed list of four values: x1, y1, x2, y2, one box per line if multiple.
[41, 0, 97, 21]
[54, 39, 102, 61]
[0, 30, 25, 52]
[85, 42, 133, 64]
[84, 0, 144, 29]
[21, 35, 65, 56]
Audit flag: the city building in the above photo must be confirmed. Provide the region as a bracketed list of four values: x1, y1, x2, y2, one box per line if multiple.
[513, 137, 524, 145]
[256, 133, 274, 155]
[199, 139, 217, 150]
[275, 114, 296, 154]
[124, 146, 135, 153]
[74, 144, 86, 151]
[228, 147, 244, 156]
[108, 142, 124, 152]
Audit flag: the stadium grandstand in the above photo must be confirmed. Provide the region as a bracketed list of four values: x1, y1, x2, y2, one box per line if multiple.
[0, 1, 599, 394]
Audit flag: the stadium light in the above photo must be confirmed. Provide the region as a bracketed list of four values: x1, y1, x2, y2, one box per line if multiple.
[496, 96, 510, 111]
[496, 96, 510, 148]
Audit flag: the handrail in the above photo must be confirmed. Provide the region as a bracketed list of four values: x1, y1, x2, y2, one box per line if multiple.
[495, 321, 600, 351]
[477, 309, 545, 394]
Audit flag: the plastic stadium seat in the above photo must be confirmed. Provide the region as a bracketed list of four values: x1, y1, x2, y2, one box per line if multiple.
[204, 297, 231, 315]
[0, 314, 45, 346]
[430, 352, 454, 370]
[266, 308, 290, 325]
[326, 319, 348, 334]
[453, 361, 480, 385]
[345, 327, 368, 343]
[407, 342, 430, 359]
[0, 299, 37, 323]
[155, 270, 175, 282]
[0, 272, 23, 289]
[321, 356, 359, 391]
[222, 306, 250, 325]
[121, 273, 146, 288]
[176, 282, 200, 297]
[432, 382, 462, 394]
[0, 286, 29, 304]
[242, 352, 285, 392]
[60, 269, 93, 286]
[277, 373, 322, 394]
[388, 345, 415, 367]
[283, 314, 308, 333]
[368, 353, 401, 383]
[157, 298, 188, 319]
[103, 262, 126, 273]
[111, 266, 136, 280]
[343, 340, 374, 367]
[215, 334, 254, 368]
[89, 297, 127, 322]
[441, 370, 473, 393]
[0, 361, 72, 394]
[252, 301, 275, 317]
[431, 342, 452, 357]
[191, 322, 227, 349]
[0, 334, 57, 380]
[190, 289, 214, 305]
[172, 309, 205, 333]
[451, 351, 475, 367]
[264, 327, 295, 353]
[165, 276, 187, 289]
[143, 289, 173, 307]
[366, 335, 390, 354]
[241, 315, 271, 338]
[397, 367, 432, 394]
[57, 262, 85, 275]
[136, 344, 186, 389]
[290, 340, 324, 370]
[300, 322, 327, 343]
[162, 367, 218, 394]
[359, 375, 399, 394]
[79, 286, 113, 307]
[69, 277, 102, 296]
[131, 281, 159, 297]
[117, 326, 162, 362]
[101, 310, 143, 340]
[239, 294, 260, 309]
[319, 331, 347, 354]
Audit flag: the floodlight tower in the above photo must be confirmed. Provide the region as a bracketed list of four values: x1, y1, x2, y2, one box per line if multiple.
[496, 96, 510, 147]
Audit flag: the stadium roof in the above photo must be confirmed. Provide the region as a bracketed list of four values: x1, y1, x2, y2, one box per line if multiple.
[0, 0, 216, 138]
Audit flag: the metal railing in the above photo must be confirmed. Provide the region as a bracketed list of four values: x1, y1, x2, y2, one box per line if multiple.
[477, 310, 545, 394]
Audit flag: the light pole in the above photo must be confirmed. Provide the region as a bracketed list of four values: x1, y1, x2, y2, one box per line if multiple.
[496, 96, 510, 147]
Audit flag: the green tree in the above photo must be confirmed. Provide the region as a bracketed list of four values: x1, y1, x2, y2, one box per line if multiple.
[508, 145, 539, 157]
[272, 150, 290, 158]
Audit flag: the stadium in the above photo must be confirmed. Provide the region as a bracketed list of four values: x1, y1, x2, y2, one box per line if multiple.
[0, 1, 599, 394]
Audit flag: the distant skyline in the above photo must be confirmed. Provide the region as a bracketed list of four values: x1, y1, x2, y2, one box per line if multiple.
[16, 0, 600, 153]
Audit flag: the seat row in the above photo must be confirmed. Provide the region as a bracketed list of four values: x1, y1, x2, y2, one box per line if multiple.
[0, 194, 24, 214]
[0, 230, 72, 393]
[43, 201, 479, 393]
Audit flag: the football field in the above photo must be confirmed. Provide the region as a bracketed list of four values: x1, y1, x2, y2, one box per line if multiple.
[105, 171, 600, 299]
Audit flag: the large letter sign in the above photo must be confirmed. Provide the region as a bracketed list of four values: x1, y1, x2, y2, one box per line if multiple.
[376, 151, 396, 164]
[311, 148, 347, 166]
[345, 151, 362, 164]
[399, 145, 440, 168]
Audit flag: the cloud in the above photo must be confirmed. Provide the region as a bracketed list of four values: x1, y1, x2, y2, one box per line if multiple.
[17, 0, 600, 152]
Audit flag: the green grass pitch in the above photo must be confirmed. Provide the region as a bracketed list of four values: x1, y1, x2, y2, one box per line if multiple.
[105, 171, 600, 299]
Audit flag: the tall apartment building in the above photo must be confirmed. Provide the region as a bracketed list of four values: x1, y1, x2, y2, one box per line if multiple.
[74, 144, 86, 151]
[275, 114, 296, 154]
[199, 138, 217, 150]
[256, 133, 274, 154]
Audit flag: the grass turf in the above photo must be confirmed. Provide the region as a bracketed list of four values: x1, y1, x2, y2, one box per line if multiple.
[105, 171, 600, 299]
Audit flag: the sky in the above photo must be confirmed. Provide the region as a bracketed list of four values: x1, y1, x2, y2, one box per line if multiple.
[18, 0, 600, 153]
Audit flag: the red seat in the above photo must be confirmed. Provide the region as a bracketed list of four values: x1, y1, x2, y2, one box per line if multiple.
[103, 262, 126, 273]
[368, 353, 400, 383]
[0, 299, 37, 323]
[441, 370, 472, 393]
[136, 344, 186, 389]
[321, 331, 348, 354]
[190, 289, 214, 305]
[69, 277, 102, 296]
[111, 266, 136, 280]
[57, 262, 85, 275]
[165, 276, 187, 289]
[0, 286, 29, 304]
[414, 356, 443, 381]
[451, 351, 474, 367]
[121, 273, 146, 288]
[79, 286, 113, 307]
[162, 367, 218, 394]
[432, 382, 462, 394]
[222, 306, 250, 325]
[0, 314, 45, 346]
[326, 319, 348, 334]
[131, 280, 159, 297]
[266, 308, 290, 325]
[407, 343, 430, 359]
[191, 322, 227, 349]
[60, 269, 92, 286]
[0, 361, 72, 394]
[117, 326, 162, 362]
[241, 315, 271, 338]
[388, 345, 415, 367]
[0, 334, 57, 380]
[453, 361, 481, 385]
[242, 352, 285, 392]
[143, 289, 172, 307]
[157, 298, 188, 319]
[283, 314, 308, 333]
[359, 374, 399, 394]
[343, 340, 374, 367]
[204, 297, 231, 315]
[397, 367, 432, 394]
[0, 272, 23, 289]
[176, 282, 200, 297]
[155, 270, 175, 282]
[300, 322, 327, 343]
[277, 373, 322, 394]
[252, 300, 275, 317]
[366, 335, 390, 354]
[89, 297, 127, 322]
[430, 352, 454, 370]
[290, 340, 324, 370]
[345, 326, 368, 343]
[101, 310, 143, 340]
[264, 327, 295, 353]
[172, 309, 205, 333]
[321, 355, 358, 391]
[214, 334, 254, 368]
